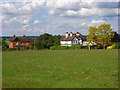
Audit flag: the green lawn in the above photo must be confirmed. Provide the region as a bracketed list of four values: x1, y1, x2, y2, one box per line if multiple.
[2, 49, 118, 88]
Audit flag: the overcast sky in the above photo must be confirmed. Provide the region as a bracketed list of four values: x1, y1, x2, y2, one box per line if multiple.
[0, 0, 119, 36]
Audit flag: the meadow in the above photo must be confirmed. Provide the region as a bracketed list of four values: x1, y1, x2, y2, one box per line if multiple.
[2, 49, 118, 88]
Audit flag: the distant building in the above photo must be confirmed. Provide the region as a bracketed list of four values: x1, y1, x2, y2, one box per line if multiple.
[60, 32, 83, 46]
[9, 35, 32, 48]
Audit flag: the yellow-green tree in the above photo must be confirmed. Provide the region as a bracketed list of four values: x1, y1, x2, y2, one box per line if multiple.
[87, 24, 114, 49]
[87, 26, 97, 49]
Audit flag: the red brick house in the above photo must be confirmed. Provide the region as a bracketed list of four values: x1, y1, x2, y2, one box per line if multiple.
[9, 35, 32, 48]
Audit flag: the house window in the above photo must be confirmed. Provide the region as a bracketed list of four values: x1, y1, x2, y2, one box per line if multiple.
[26, 43, 28, 45]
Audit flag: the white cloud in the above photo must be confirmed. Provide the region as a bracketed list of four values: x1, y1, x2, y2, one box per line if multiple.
[32, 28, 44, 33]
[48, 9, 55, 15]
[82, 0, 119, 2]
[65, 7, 119, 17]
[90, 20, 106, 26]
[81, 22, 87, 26]
[22, 24, 29, 28]
[33, 20, 39, 24]
[22, 19, 29, 24]
[65, 10, 77, 16]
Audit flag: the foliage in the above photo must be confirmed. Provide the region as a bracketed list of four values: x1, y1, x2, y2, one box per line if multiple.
[50, 45, 82, 50]
[2, 39, 9, 50]
[111, 42, 120, 49]
[50, 46, 69, 50]
[87, 24, 114, 49]
[3, 50, 118, 88]
[35, 33, 61, 49]
[87, 26, 97, 44]
[107, 45, 114, 49]
[69, 45, 82, 49]
[29, 45, 34, 50]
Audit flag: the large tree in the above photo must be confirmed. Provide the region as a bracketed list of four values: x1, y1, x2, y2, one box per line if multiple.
[87, 26, 97, 49]
[87, 24, 114, 49]
[34, 33, 61, 49]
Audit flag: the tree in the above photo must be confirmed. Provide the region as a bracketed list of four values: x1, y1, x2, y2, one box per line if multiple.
[87, 26, 97, 50]
[2, 39, 8, 50]
[34, 33, 61, 49]
[87, 24, 114, 49]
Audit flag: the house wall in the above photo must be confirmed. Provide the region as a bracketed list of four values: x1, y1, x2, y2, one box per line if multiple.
[60, 37, 83, 46]
[9, 42, 14, 48]
[79, 39, 82, 44]
[22, 42, 31, 47]
[72, 37, 78, 45]
[9, 41, 31, 48]
[60, 41, 72, 46]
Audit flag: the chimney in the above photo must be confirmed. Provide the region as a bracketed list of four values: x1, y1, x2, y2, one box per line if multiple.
[66, 32, 69, 38]
[23, 35, 26, 37]
[76, 32, 80, 36]
[70, 32, 73, 37]
[13, 35, 16, 38]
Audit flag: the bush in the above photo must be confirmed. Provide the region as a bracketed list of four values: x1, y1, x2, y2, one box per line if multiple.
[50, 46, 69, 50]
[50, 45, 82, 50]
[107, 44, 116, 49]
[69, 45, 82, 49]
[112, 42, 120, 49]
[29, 45, 34, 50]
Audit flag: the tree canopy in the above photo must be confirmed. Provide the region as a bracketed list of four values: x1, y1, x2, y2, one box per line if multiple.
[34, 33, 61, 49]
[87, 23, 114, 49]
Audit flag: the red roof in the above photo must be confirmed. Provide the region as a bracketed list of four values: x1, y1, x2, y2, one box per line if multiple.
[10, 36, 32, 42]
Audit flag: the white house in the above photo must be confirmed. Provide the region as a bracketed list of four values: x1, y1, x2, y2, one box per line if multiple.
[60, 32, 83, 46]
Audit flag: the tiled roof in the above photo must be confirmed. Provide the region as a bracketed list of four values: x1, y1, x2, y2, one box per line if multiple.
[10, 36, 32, 42]
[60, 33, 82, 41]
[60, 35, 76, 41]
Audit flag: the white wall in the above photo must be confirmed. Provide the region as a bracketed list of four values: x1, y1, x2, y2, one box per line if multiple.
[60, 41, 72, 46]
[60, 37, 83, 46]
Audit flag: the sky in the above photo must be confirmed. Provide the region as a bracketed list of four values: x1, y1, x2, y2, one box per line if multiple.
[0, 0, 120, 36]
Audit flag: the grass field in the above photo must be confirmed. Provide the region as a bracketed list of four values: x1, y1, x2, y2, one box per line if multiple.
[2, 49, 118, 88]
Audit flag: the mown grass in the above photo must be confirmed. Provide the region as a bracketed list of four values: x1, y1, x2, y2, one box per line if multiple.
[2, 49, 118, 88]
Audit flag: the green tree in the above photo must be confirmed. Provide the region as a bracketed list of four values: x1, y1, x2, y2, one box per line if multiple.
[96, 24, 114, 49]
[34, 33, 61, 49]
[2, 39, 8, 50]
[87, 24, 114, 49]
[87, 26, 97, 50]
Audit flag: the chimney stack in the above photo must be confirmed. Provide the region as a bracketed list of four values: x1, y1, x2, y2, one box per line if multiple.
[70, 32, 73, 37]
[76, 32, 80, 36]
[13, 35, 16, 38]
[66, 32, 69, 38]
[23, 35, 26, 37]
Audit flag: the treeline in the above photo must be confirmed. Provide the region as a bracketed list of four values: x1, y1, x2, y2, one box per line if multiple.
[34, 33, 61, 49]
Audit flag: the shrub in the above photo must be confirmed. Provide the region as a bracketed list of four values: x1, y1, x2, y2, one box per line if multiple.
[112, 42, 120, 49]
[107, 44, 116, 49]
[50, 45, 82, 50]
[50, 46, 69, 50]
[29, 45, 34, 50]
[69, 45, 82, 49]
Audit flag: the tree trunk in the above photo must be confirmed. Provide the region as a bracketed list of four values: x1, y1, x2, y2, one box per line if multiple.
[88, 45, 91, 50]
